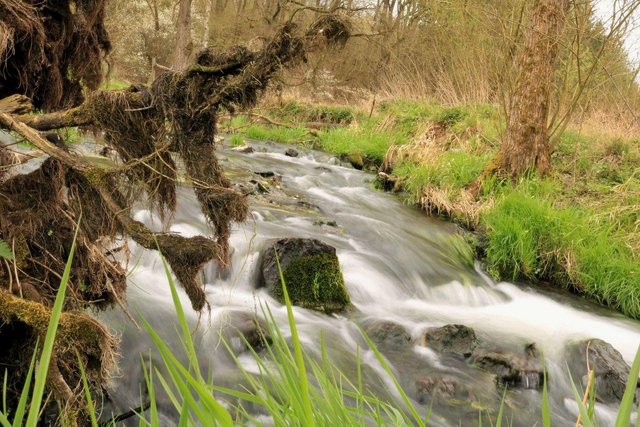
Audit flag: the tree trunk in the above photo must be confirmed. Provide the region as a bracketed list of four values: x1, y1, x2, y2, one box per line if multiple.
[201, 0, 212, 48]
[172, 0, 193, 71]
[496, 0, 571, 178]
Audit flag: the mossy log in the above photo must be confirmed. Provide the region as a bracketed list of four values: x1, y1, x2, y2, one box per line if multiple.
[0, 290, 116, 422]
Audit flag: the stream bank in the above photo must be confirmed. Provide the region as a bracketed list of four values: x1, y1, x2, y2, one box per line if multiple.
[222, 99, 640, 320]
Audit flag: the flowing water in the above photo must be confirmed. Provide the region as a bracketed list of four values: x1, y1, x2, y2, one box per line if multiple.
[92, 140, 640, 426]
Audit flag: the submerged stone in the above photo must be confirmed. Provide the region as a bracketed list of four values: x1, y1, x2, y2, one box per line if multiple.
[364, 320, 411, 349]
[471, 345, 543, 389]
[566, 338, 640, 403]
[285, 148, 299, 157]
[420, 324, 478, 358]
[232, 145, 255, 154]
[415, 375, 464, 402]
[260, 238, 350, 313]
[219, 312, 271, 354]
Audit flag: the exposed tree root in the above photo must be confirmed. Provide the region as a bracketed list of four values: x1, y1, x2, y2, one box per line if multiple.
[0, 10, 351, 423]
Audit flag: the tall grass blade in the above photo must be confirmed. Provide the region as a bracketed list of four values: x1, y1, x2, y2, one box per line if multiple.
[76, 351, 99, 427]
[541, 370, 551, 427]
[495, 388, 507, 427]
[274, 251, 314, 427]
[12, 346, 37, 427]
[615, 345, 640, 427]
[569, 371, 596, 427]
[142, 357, 160, 426]
[358, 327, 424, 426]
[25, 224, 79, 426]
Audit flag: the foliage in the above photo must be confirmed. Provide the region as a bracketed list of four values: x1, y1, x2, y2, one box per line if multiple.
[0, 239, 12, 260]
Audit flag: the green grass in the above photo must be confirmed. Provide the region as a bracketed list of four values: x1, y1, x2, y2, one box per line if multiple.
[395, 152, 489, 193]
[229, 134, 244, 147]
[279, 100, 355, 124]
[483, 191, 640, 318]
[317, 127, 404, 165]
[245, 124, 309, 144]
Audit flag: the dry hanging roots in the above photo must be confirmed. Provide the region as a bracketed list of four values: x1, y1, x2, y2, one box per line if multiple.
[0, 11, 351, 422]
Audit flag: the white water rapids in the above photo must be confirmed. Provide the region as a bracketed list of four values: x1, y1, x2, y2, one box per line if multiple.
[96, 140, 640, 426]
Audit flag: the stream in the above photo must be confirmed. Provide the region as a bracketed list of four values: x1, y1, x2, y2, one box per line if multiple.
[96, 139, 640, 426]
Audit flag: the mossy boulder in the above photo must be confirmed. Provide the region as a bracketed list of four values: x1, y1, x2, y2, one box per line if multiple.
[260, 238, 350, 312]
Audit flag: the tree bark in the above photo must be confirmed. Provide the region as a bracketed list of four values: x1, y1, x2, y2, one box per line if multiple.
[496, 0, 571, 178]
[201, 0, 212, 48]
[172, 0, 194, 71]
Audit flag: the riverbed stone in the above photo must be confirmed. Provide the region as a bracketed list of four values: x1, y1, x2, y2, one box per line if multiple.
[415, 375, 466, 403]
[232, 145, 255, 153]
[364, 321, 411, 349]
[566, 338, 640, 403]
[219, 312, 271, 354]
[420, 324, 478, 358]
[260, 238, 350, 313]
[285, 148, 299, 157]
[346, 152, 364, 169]
[471, 346, 543, 389]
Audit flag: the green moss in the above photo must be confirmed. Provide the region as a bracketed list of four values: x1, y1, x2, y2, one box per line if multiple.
[58, 127, 82, 144]
[271, 253, 350, 312]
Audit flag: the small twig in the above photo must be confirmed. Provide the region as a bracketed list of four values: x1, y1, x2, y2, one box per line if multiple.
[11, 239, 21, 298]
[123, 106, 154, 112]
[575, 341, 594, 427]
[246, 111, 291, 128]
[575, 369, 594, 426]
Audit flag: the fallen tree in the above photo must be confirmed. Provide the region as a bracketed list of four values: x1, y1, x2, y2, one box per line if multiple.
[0, 2, 350, 422]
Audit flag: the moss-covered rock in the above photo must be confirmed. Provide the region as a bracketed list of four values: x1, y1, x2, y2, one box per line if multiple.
[260, 238, 350, 312]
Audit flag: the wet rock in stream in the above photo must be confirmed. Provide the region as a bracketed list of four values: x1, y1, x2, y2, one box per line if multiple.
[285, 148, 299, 157]
[420, 324, 478, 358]
[471, 344, 544, 389]
[419, 324, 543, 390]
[415, 375, 472, 402]
[260, 238, 350, 313]
[364, 321, 412, 349]
[232, 145, 255, 153]
[219, 312, 271, 354]
[566, 338, 640, 403]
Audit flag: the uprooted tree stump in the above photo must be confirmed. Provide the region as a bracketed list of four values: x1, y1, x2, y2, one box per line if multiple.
[0, 3, 351, 422]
